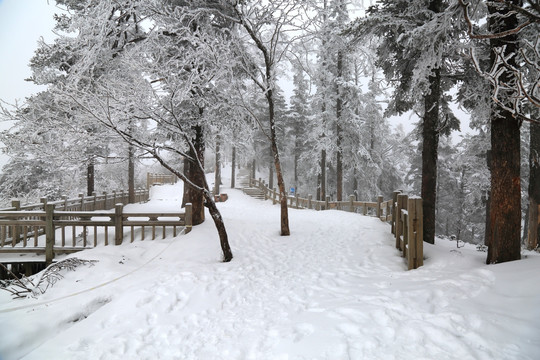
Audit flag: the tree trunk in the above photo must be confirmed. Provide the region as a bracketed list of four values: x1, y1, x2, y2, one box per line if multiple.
[294, 124, 299, 192]
[214, 134, 221, 196]
[128, 143, 135, 203]
[528, 121, 540, 250]
[87, 159, 95, 197]
[486, 1, 522, 264]
[182, 156, 190, 207]
[153, 146, 233, 263]
[485, 150, 492, 247]
[267, 88, 290, 236]
[320, 149, 326, 201]
[203, 191, 233, 262]
[231, 146, 236, 189]
[182, 123, 205, 225]
[421, 66, 440, 244]
[336, 50, 343, 202]
[269, 162, 274, 189]
[420, 0, 444, 245]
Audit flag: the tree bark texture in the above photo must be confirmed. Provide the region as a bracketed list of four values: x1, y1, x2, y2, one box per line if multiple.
[421, 0, 443, 245]
[528, 121, 540, 250]
[87, 159, 95, 197]
[231, 146, 236, 189]
[182, 124, 206, 225]
[421, 67, 440, 245]
[336, 50, 344, 202]
[214, 134, 221, 196]
[320, 149, 326, 202]
[486, 0, 522, 264]
[128, 143, 135, 203]
[269, 147, 274, 189]
[267, 88, 290, 236]
[485, 150, 492, 247]
[204, 191, 233, 262]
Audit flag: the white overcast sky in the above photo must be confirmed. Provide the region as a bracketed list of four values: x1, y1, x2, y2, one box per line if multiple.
[0, 0, 59, 105]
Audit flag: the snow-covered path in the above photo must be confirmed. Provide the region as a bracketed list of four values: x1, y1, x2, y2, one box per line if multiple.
[1, 182, 539, 359]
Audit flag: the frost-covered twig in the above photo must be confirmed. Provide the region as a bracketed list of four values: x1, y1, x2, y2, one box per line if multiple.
[0, 258, 98, 299]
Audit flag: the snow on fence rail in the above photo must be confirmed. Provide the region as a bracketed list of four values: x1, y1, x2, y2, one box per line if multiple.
[249, 178, 392, 219]
[390, 191, 423, 270]
[147, 172, 177, 189]
[249, 178, 423, 270]
[0, 186, 192, 269]
[0, 188, 149, 213]
[0, 204, 192, 266]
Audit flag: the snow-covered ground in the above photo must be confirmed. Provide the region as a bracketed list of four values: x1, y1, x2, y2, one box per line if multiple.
[1, 177, 539, 360]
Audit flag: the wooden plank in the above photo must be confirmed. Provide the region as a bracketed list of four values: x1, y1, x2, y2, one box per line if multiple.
[45, 204, 55, 265]
[395, 194, 408, 250]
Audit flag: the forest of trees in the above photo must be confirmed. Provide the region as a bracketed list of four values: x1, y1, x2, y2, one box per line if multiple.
[0, 0, 538, 264]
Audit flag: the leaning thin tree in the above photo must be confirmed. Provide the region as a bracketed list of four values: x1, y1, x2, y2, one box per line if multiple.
[228, 0, 316, 236]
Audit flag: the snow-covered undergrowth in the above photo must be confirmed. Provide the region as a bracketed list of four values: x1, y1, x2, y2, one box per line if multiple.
[1, 180, 539, 360]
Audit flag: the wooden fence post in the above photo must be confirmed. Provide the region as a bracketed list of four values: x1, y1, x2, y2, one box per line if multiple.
[11, 200, 20, 245]
[325, 195, 330, 210]
[147, 173, 151, 189]
[407, 197, 423, 270]
[115, 204, 124, 245]
[78, 193, 85, 211]
[92, 191, 97, 211]
[45, 204, 55, 265]
[273, 188, 277, 205]
[103, 192, 108, 210]
[308, 194, 312, 209]
[391, 190, 401, 235]
[377, 195, 384, 219]
[349, 195, 355, 212]
[113, 191, 117, 206]
[185, 203, 192, 234]
[363, 202, 367, 216]
[40, 197, 48, 209]
[395, 194, 408, 249]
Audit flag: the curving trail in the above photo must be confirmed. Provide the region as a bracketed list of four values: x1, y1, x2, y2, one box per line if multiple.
[0, 183, 538, 360]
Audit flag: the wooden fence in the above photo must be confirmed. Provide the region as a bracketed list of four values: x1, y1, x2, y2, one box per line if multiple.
[147, 172, 177, 189]
[0, 204, 192, 266]
[249, 178, 392, 220]
[0, 188, 149, 213]
[248, 178, 423, 270]
[391, 192, 423, 270]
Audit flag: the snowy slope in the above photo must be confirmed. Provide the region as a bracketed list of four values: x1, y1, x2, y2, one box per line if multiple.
[1, 180, 539, 360]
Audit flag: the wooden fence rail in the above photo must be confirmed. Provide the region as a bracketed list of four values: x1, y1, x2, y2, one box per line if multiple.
[147, 173, 177, 189]
[248, 178, 423, 270]
[0, 188, 150, 213]
[0, 203, 192, 265]
[249, 177, 393, 220]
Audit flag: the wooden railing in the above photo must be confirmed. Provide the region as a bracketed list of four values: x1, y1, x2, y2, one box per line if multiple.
[0, 203, 192, 265]
[0, 188, 149, 213]
[147, 172, 177, 189]
[391, 192, 423, 270]
[248, 178, 423, 270]
[249, 178, 393, 220]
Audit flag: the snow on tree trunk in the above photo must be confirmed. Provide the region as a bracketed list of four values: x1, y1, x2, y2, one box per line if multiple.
[528, 122, 540, 250]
